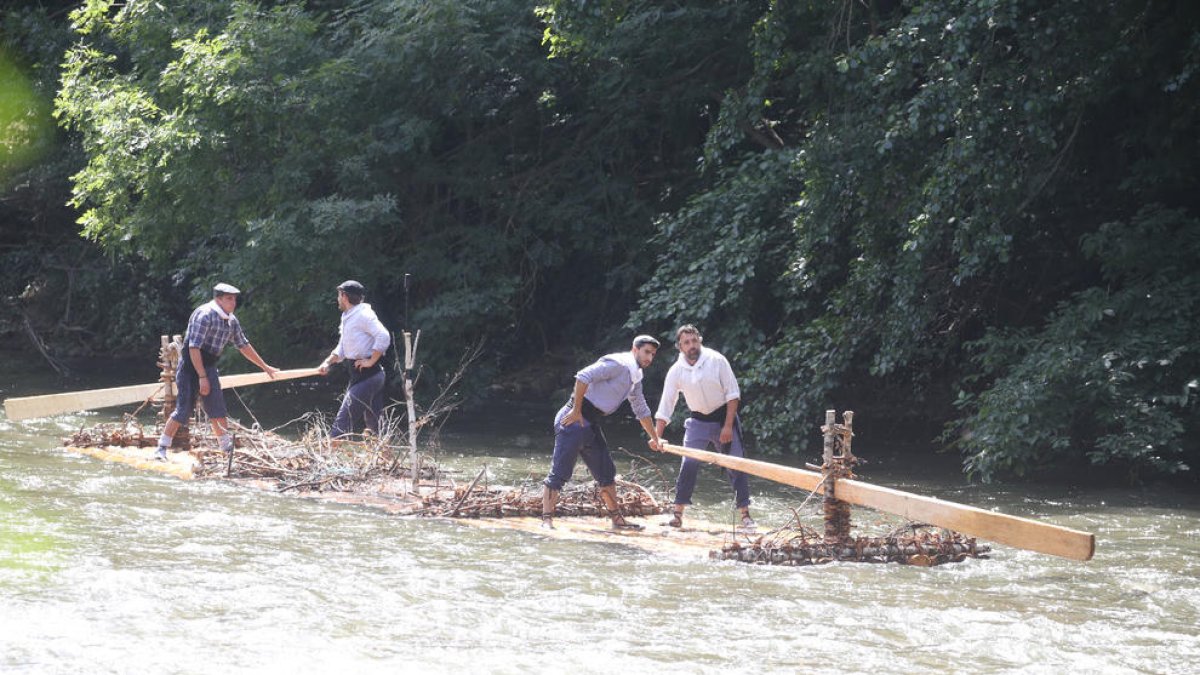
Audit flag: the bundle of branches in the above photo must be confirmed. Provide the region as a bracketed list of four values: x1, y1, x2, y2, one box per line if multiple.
[714, 520, 990, 567]
[64, 419, 156, 448]
[192, 420, 439, 492]
[417, 476, 669, 519]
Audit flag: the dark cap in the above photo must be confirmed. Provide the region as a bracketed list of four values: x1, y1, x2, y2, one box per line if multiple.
[632, 334, 660, 349]
[213, 282, 241, 296]
[337, 280, 366, 296]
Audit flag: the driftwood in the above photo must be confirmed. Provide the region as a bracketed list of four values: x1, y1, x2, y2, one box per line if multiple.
[713, 520, 991, 567]
[415, 479, 667, 519]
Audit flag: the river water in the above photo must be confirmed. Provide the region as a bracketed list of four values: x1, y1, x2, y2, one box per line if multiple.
[1, 358, 1198, 674]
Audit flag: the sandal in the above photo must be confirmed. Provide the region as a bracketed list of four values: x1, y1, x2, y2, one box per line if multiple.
[737, 515, 757, 532]
[666, 513, 683, 528]
[540, 514, 555, 530]
[611, 517, 644, 531]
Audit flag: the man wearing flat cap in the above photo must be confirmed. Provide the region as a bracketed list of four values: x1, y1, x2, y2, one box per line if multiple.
[155, 283, 279, 460]
[317, 280, 391, 438]
[540, 335, 664, 530]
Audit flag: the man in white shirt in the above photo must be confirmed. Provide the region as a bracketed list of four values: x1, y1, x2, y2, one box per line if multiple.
[654, 325, 754, 530]
[317, 280, 391, 438]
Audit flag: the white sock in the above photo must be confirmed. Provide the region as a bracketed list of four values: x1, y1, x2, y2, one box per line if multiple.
[158, 433, 172, 449]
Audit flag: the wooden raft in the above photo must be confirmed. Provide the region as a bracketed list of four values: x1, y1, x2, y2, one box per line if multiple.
[67, 445, 198, 481]
[457, 516, 752, 557]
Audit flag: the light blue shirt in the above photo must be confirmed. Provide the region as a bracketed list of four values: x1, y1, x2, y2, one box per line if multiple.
[334, 302, 391, 360]
[576, 352, 652, 419]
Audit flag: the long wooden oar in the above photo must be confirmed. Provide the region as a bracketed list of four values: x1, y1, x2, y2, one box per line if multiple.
[3, 368, 321, 421]
[660, 442, 1095, 561]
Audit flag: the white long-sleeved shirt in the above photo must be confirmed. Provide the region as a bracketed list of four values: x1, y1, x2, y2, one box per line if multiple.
[655, 346, 740, 423]
[334, 302, 391, 360]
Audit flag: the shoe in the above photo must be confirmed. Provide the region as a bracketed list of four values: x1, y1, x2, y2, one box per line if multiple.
[737, 515, 757, 533]
[154, 447, 168, 462]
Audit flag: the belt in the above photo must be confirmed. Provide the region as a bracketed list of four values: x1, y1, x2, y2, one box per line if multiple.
[180, 346, 220, 371]
[346, 360, 383, 384]
[567, 397, 606, 424]
[690, 403, 728, 423]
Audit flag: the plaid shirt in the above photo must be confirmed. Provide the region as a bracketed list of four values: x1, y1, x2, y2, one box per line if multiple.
[185, 301, 250, 355]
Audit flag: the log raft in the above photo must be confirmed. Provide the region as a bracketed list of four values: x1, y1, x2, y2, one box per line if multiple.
[34, 341, 1084, 565]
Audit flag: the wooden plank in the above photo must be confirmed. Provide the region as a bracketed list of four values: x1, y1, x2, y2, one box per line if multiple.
[5, 382, 166, 421]
[4, 368, 321, 421]
[212, 367, 321, 390]
[67, 445, 198, 480]
[455, 515, 743, 558]
[660, 443, 1095, 561]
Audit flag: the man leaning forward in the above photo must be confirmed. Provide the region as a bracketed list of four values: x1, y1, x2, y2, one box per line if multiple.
[541, 335, 664, 530]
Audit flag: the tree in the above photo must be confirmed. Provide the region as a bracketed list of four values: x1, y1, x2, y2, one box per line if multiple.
[620, 0, 1200, 480]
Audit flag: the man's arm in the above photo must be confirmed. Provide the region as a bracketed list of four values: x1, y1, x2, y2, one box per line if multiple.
[627, 381, 661, 451]
[190, 346, 211, 396]
[653, 368, 679, 448]
[238, 344, 278, 378]
[318, 350, 342, 375]
[354, 349, 384, 371]
[720, 398, 740, 445]
[718, 355, 741, 444]
[639, 415, 663, 452]
[367, 312, 392, 353]
[560, 379, 589, 427]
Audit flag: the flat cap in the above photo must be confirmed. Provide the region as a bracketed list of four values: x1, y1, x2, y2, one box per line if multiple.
[212, 282, 241, 295]
[632, 334, 660, 348]
[337, 280, 366, 295]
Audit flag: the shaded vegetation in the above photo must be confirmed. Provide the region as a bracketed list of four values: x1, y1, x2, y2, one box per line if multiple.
[2, 0, 1196, 482]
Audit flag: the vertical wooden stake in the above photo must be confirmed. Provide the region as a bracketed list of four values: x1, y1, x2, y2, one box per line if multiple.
[158, 335, 171, 426]
[170, 334, 189, 449]
[822, 409, 852, 544]
[403, 330, 420, 494]
[821, 409, 836, 468]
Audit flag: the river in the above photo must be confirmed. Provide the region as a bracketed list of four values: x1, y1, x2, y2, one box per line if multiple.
[1, 356, 1197, 674]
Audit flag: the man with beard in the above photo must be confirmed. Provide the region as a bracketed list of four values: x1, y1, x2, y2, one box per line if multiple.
[317, 280, 391, 438]
[654, 324, 754, 531]
[541, 335, 664, 530]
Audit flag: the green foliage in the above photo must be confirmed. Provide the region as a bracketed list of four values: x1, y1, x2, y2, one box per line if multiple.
[7, 0, 1198, 483]
[953, 207, 1200, 480]
[1, 2, 178, 357]
[51, 0, 758, 385]
[623, 0, 1200, 478]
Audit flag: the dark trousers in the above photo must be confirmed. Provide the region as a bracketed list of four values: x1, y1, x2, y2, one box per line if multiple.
[543, 403, 617, 490]
[674, 416, 751, 508]
[170, 362, 227, 423]
[331, 369, 386, 437]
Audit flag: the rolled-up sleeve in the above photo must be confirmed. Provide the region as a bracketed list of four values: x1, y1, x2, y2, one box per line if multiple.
[186, 312, 210, 349]
[627, 380, 652, 420]
[366, 314, 391, 353]
[576, 359, 620, 385]
[718, 354, 740, 401]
